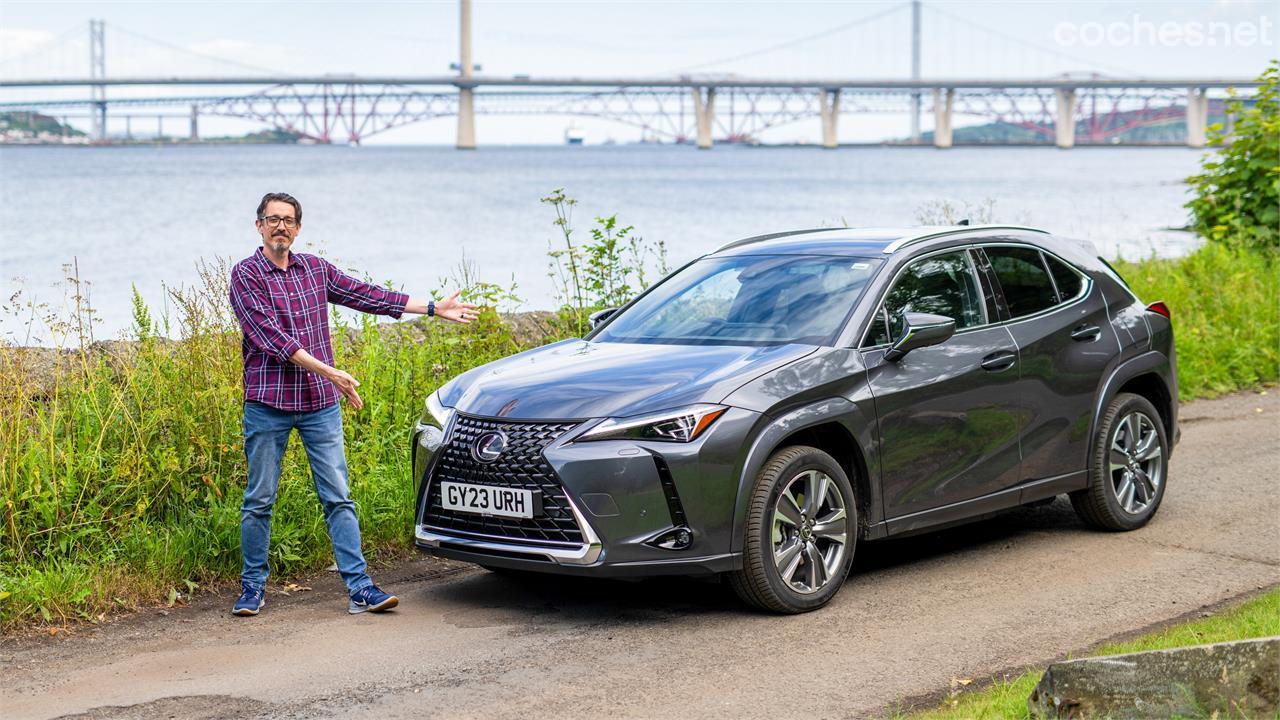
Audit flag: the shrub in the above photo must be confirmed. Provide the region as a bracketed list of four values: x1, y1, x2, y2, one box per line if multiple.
[1185, 61, 1280, 251]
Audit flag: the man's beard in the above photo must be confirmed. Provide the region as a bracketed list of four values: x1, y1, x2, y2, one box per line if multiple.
[269, 236, 291, 253]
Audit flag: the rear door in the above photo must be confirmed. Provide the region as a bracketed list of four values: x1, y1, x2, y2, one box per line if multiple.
[861, 248, 1023, 522]
[980, 244, 1119, 483]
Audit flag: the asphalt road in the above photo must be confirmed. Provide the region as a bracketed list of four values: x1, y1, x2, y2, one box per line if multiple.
[3, 389, 1278, 720]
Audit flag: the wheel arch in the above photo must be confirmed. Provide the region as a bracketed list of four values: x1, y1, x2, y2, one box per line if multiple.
[730, 397, 879, 554]
[1090, 351, 1178, 460]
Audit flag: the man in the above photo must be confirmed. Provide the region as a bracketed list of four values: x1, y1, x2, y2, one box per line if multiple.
[228, 191, 477, 616]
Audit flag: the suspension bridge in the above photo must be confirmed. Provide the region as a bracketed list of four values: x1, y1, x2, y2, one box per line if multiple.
[0, 1, 1263, 148]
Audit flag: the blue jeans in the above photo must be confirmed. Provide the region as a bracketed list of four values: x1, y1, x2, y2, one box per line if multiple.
[240, 401, 371, 594]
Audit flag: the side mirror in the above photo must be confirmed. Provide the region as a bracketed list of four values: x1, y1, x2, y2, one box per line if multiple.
[589, 307, 619, 329]
[884, 312, 955, 362]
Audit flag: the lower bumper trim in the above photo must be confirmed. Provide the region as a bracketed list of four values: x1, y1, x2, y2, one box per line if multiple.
[415, 525, 603, 565]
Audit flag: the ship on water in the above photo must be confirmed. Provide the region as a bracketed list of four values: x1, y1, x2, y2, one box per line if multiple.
[564, 125, 585, 145]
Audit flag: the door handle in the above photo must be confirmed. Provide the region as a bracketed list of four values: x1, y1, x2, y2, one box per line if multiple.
[980, 351, 1017, 372]
[1071, 324, 1102, 342]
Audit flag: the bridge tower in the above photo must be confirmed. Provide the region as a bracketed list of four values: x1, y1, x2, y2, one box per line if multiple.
[455, 0, 476, 149]
[909, 0, 922, 144]
[89, 19, 106, 142]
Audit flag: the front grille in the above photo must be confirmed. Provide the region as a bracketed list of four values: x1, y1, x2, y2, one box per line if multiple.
[424, 414, 583, 547]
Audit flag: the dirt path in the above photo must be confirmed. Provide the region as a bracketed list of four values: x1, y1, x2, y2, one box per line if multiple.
[3, 389, 1278, 720]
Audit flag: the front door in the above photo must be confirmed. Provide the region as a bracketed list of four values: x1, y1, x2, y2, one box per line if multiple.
[861, 249, 1023, 522]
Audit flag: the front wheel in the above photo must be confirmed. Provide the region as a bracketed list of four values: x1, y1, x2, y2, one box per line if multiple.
[1070, 392, 1169, 531]
[728, 446, 857, 614]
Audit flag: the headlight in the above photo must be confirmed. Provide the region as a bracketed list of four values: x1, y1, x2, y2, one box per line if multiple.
[577, 404, 727, 443]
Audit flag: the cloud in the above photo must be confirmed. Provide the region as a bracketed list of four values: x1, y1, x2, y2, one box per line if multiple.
[186, 38, 298, 73]
[0, 28, 57, 61]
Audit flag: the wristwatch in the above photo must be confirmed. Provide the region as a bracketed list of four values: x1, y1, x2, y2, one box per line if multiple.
[427, 300, 435, 317]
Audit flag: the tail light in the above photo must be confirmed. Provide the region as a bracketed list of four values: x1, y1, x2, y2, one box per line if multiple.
[1146, 301, 1171, 319]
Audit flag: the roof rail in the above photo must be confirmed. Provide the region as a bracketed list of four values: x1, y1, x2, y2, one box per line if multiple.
[881, 225, 1049, 254]
[714, 227, 845, 253]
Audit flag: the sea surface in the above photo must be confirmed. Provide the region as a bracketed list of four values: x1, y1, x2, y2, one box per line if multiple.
[1, 143, 1207, 343]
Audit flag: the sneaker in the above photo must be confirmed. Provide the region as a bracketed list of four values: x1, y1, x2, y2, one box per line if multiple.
[232, 582, 265, 616]
[348, 584, 398, 614]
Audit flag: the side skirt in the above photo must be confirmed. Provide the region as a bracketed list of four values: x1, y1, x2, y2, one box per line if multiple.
[865, 470, 1089, 540]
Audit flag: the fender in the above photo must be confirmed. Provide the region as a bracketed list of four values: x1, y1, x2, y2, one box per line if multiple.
[1088, 350, 1177, 460]
[728, 396, 880, 554]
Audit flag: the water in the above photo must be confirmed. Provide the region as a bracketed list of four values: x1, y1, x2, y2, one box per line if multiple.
[1, 144, 1205, 342]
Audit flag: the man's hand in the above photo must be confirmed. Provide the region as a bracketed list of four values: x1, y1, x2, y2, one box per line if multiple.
[287, 348, 364, 409]
[326, 368, 364, 410]
[434, 290, 480, 324]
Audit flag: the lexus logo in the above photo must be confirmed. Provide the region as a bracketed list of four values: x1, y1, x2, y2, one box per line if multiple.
[472, 432, 508, 463]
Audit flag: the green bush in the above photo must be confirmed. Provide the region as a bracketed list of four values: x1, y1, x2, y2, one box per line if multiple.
[1185, 61, 1280, 251]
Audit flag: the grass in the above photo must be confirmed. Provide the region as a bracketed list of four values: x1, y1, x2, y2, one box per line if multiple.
[1111, 243, 1279, 401]
[0, 242, 1275, 632]
[900, 586, 1280, 719]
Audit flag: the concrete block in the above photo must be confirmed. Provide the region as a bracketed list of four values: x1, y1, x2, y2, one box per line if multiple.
[1028, 636, 1279, 718]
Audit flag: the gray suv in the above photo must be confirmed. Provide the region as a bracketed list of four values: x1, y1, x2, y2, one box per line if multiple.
[411, 226, 1178, 613]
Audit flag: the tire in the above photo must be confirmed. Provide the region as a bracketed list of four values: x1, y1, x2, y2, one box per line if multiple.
[1070, 392, 1169, 531]
[728, 445, 857, 614]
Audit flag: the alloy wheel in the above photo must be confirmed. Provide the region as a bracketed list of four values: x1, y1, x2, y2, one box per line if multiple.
[771, 469, 849, 594]
[1109, 411, 1164, 515]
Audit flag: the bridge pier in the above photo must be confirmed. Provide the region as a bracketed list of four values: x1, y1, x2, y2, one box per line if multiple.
[455, 0, 476, 149]
[1055, 88, 1076, 149]
[819, 89, 840, 148]
[1186, 87, 1208, 148]
[932, 88, 954, 148]
[189, 104, 199, 141]
[692, 87, 716, 149]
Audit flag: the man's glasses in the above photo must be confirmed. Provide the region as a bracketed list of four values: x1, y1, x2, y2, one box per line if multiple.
[261, 216, 298, 228]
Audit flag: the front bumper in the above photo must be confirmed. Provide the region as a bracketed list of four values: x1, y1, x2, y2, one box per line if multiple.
[411, 406, 759, 577]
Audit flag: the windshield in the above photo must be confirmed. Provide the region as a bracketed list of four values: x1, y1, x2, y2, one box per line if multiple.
[595, 255, 882, 346]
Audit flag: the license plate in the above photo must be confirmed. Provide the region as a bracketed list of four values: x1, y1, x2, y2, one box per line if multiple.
[440, 482, 540, 519]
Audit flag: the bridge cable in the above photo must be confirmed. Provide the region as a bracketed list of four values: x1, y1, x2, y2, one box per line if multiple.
[107, 22, 295, 76]
[668, 2, 909, 74]
[924, 4, 1140, 77]
[0, 24, 84, 67]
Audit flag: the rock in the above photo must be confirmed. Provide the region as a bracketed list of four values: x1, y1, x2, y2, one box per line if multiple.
[1028, 636, 1279, 718]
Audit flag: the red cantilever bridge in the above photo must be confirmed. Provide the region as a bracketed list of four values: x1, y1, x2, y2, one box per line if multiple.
[0, 75, 1259, 148]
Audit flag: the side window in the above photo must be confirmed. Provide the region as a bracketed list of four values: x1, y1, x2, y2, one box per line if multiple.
[1044, 254, 1084, 302]
[863, 251, 984, 347]
[985, 246, 1059, 318]
[865, 307, 890, 346]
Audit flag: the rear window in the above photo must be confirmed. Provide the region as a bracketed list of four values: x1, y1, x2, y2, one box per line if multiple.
[985, 247, 1058, 318]
[1045, 254, 1085, 302]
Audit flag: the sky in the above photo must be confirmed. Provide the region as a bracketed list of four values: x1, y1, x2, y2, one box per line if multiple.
[0, 0, 1275, 144]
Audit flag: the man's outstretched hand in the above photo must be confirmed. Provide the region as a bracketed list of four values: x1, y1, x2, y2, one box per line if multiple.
[435, 290, 480, 323]
[326, 367, 364, 410]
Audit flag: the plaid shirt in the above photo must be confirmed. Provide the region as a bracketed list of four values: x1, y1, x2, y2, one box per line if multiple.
[229, 247, 409, 412]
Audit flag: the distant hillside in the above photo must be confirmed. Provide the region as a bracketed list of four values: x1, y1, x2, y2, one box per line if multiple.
[923, 110, 1230, 145]
[202, 128, 305, 144]
[0, 112, 86, 141]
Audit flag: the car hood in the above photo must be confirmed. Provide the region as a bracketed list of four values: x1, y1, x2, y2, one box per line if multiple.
[437, 339, 817, 420]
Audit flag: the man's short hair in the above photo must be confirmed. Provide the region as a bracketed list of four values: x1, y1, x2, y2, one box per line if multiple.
[256, 192, 302, 223]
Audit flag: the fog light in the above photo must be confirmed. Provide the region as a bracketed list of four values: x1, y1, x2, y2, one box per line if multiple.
[647, 526, 693, 551]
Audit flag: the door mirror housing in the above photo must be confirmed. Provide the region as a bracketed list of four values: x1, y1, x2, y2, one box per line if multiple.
[589, 307, 620, 329]
[884, 312, 956, 362]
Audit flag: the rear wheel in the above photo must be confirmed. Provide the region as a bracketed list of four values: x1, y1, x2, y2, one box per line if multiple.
[728, 446, 857, 614]
[1071, 392, 1168, 531]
